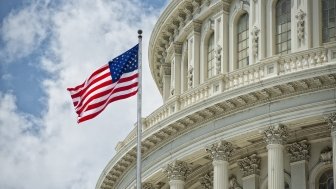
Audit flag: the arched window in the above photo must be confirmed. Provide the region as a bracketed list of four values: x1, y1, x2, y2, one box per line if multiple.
[319, 169, 334, 189]
[322, 0, 336, 43]
[275, 0, 291, 55]
[207, 33, 215, 78]
[237, 13, 249, 69]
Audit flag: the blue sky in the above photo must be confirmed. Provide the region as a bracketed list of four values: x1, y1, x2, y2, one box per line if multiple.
[0, 0, 166, 188]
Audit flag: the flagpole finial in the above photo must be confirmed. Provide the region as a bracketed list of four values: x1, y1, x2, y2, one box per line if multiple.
[138, 30, 143, 39]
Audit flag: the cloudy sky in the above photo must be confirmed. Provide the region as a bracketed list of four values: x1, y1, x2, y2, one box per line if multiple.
[0, 0, 166, 188]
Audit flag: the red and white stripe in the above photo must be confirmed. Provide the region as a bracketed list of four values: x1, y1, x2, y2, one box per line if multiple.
[67, 64, 138, 123]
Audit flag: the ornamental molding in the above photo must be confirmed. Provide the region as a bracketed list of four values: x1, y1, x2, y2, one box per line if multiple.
[206, 140, 234, 161]
[216, 45, 222, 74]
[324, 112, 336, 132]
[251, 26, 260, 57]
[160, 64, 171, 76]
[199, 171, 213, 189]
[320, 147, 332, 163]
[295, 9, 306, 41]
[263, 124, 289, 145]
[287, 140, 310, 163]
[98, 69, 336, 189]
[229, 175, 242, 189]
[237, 154, 261, 177]
[142, 182, 155, 189]
[163, 160, 191, 181]
[172, 42, 183, 55]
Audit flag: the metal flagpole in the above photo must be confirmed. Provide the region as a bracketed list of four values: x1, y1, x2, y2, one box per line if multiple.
[136, 29, 143, 189]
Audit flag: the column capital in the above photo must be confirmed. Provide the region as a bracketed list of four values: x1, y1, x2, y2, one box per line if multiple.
[160, 64, 171, 76]
[199, 171, 213, 189]
[324, 112, 336, 132]
[263, 124, 288, 145]
[206, 140, 234, 161]
[172, 42, 183, 55]
[164, 160, 191, 181]
[142, 182, 155, 189]
[287, 140, 310, 163]
[237, 154, 261, 177]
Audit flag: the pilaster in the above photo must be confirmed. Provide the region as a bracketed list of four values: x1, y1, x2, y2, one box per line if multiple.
[238, 154, 260, 189]
[160, 64, 171, 102]
[287, 140, 310, 189]
[263, 124, 288, 189]
[199, 171, 213, 189]
[172, 42, 182, 96]
[188, 21, 201, 88]
[325, 112, 336, 188]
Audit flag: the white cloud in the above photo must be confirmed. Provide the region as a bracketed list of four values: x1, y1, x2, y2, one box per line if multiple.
[0, 0, 164, 188]
[0, 0, 52, 62]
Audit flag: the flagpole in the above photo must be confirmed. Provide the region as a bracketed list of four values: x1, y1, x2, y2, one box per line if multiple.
[136, 29, 143, 189]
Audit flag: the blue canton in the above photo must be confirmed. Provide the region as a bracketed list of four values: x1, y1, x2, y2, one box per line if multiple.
[108, 44, 139, 82]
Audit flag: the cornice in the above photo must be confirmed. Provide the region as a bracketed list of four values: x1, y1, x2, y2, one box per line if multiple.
[97, 65, 336, 188]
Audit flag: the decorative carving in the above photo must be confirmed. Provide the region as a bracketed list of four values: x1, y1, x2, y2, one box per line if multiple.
[263, 124, 288, 145]
[177, 10, 186, 29]
[320, 147, 332, 163]
[142, 182, 155, 189]
[184, 5, 193, 22]
[164, 160, 191, 181]
[251, 26, 260, 57]
[199, 171, 213, 189]
[324, 112, 336, 132]
[203, 19, 214, 33]
[160, 64, 171, 76]
[191, 21, 202, 33]
[188, 66, 193, 88]
[295, 9, 306, 40]
[237, 154, 261, 177]
[173, 42, 182, 55]
[216, 45, 222, 74]
[287, 140, 310, 162]
[206, 140, 234, 161]
[192, 0, 202, 14]
[229, 175, 242, 189]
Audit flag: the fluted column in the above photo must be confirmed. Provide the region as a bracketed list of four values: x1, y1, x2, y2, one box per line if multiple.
[263, 124, 288, 189]
[237, 154, 261, 189]
[325, 113, 336, 187]
[206, 140, 234, 189]
[164, 160, 191, 189]
[287, 140, 310, 189]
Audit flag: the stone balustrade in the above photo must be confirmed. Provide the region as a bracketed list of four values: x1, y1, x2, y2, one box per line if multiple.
[115, 46, 335, 152]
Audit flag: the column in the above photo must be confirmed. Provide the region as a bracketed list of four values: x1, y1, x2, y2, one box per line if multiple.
[172, 43, 182, 96]
[164, 160, 191, 189]
[263, 124, 288, 189]
[287, 140, 310, 189]
[188, 21, 201, 88]
[160, 64, 171, 102]
[221, 2, 229, 74]
[237, 154, 261, 189]
[325, 113, 336, 187]
[206, 140, 234, 189]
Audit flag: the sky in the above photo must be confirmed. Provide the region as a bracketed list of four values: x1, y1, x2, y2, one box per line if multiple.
[0, 0, 167, 188]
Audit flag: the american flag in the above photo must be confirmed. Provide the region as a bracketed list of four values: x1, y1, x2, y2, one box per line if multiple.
[67, 44, 139, 123]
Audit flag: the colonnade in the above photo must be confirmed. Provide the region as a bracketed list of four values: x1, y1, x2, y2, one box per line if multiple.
[154, 113, 336, 189]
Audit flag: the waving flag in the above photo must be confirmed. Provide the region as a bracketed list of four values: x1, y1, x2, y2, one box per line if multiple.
[67, 44, 139, 123]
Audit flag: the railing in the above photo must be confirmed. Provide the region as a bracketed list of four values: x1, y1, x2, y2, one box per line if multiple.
[115, 46, 334, 151]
